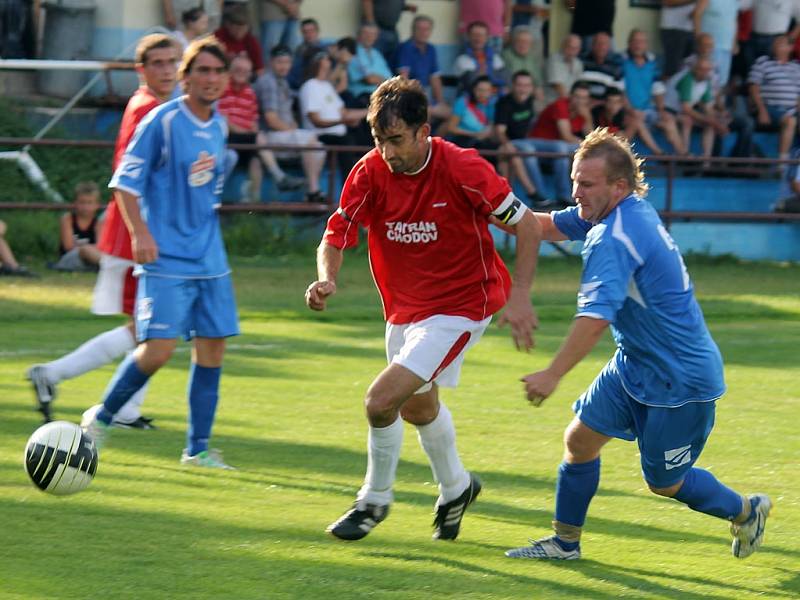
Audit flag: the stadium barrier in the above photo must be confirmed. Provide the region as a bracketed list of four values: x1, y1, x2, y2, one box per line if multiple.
[1, 136, 799, 224]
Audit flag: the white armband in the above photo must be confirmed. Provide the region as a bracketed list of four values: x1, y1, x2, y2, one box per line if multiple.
[492, 193, 526, 226]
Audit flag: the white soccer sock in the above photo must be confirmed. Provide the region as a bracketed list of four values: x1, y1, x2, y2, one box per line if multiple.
[113, 378, 149, 424]
[44, 325, 135, 384]
[356, 416, 404, 507]
[416, 402, 470, 503]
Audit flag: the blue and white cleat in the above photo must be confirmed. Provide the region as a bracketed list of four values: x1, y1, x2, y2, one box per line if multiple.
[731, 494, 772, 559]
[505, 535, 581, 560]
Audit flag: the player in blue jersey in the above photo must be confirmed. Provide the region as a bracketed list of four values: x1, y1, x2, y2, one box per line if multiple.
[505, 128, 771, 561]
[82, 37, 239, 469]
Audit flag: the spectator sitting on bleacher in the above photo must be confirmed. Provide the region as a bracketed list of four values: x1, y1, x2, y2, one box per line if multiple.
[545, 33, 583, 103]
[623, 29, 686, 155]
[525, 81, 594, 206]
[171, 7, 209, 51]
[219, 55, 304, 201]
[300, 51, 368, 176]
[453, 21, 507, 92]
[51, 181, 103, 272]
[0, 219, 36, 277]
[494, 70, 557, 209]
[288, 18, 326, 89]
[578, 32, 624, 105]
[502, 26, 545, 109]
[163, 0, 221, 31]
[347, 23, 394, 107]
[683, 32, 756, 160]
[361, 0, 418, 66]
[255, 45, 326, 202]
[396, 15, 451, 121]
[748, 34, 800, 161]
[329, 37, 356, 97]
[665, 56, 729, 161]
[215, 5, 266, 77]
[445, 75, 500, 154]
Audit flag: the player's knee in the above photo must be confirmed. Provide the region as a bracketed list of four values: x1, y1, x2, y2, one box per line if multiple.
[563, 427, 597, 463]
[364, 390, 400, 425]
[399, 398, 437, 425]
[648, 480, 683, 498]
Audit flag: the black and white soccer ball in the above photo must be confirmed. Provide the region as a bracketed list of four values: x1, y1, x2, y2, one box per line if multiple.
[24, 421, 98, 495]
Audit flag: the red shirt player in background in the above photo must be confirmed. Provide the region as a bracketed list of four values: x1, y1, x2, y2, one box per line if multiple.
[306, 77, 542, 542]
[27, 34, 179, 427]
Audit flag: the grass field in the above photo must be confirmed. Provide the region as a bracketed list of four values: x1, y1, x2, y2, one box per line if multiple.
[1, 254, 798, 599]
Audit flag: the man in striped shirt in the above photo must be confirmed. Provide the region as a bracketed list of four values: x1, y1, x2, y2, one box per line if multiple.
[748, 35, 800, 159]
[217, 54, 302, 200]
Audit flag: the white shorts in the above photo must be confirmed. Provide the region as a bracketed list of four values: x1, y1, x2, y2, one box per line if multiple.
[91, 254, 136, 316]
[386, 314, 491, 394]
[265, 129, 320, 159]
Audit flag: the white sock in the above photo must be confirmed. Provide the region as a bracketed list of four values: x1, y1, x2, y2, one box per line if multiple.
[44, 325, 135, 383]
[113, 378, 149, 424]
[416, 403, 470, 503]
[356, 416, 404, 507]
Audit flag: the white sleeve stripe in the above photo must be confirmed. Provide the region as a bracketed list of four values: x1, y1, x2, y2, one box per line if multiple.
[611, 207, 644, 266]
[575, 312, 607, 320]
[110, 182, 142, 199]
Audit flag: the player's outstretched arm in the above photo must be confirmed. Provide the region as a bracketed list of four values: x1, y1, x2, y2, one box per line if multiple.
[522, 316, 608, 406]
[497, 210, 541, 352]
[490, 210, 568, 242]
[115, 189, 158, 264]
[306, 242, 343, 311]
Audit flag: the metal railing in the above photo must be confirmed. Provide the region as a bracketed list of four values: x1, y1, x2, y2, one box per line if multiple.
[1, 136, 799, 223]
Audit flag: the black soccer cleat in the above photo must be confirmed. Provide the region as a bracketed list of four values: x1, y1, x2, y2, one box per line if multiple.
[27, 365, 56, 423]
[433, 473, 482, 540]
[327, 502, 390, 541]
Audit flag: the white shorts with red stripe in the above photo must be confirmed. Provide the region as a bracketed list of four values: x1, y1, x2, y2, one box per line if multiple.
[386, 314, 492, 394]
[91, 254, 136, 316]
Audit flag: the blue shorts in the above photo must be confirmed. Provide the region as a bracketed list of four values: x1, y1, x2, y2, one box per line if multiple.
[135, 274, 239, 342]
[573, 362, 716, 488]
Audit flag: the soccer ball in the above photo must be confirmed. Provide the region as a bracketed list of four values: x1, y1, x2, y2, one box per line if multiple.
[24, 421, 98, 495]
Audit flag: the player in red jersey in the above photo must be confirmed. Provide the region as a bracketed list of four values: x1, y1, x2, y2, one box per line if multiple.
[306, 77, 542, 541]
[27, 34, 179, 426]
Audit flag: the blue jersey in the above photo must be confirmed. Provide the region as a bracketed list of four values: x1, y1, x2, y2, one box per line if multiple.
[553, 196, 725, 407]
[110, 97, 229, 278]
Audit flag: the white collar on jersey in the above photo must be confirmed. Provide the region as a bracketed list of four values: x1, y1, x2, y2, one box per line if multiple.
[404, 137, 433, 176]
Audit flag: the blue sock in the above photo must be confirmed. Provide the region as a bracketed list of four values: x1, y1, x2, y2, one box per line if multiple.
[553, 457, 601, 548]
[97, 354, 150, 425]
[673, 468, 744, 520]
[187, 363, 221, 456]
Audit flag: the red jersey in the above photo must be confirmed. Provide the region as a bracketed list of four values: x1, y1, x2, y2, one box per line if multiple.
[99, 86, 161, 259]
[217, 81, 258, 131]
[323, 137, 513, 324]
[529, 97, 586, 140]
[214, 27, 265, 73]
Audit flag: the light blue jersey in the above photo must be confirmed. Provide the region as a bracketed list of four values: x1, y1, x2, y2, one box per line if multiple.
[553, 196, 725, 408]
[110, 97, 229, 278]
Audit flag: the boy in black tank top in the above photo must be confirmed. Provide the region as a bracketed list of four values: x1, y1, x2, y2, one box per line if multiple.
[52, 181, 103, 272]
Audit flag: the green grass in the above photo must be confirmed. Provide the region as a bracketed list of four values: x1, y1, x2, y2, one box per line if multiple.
[1, 255, 798, 599]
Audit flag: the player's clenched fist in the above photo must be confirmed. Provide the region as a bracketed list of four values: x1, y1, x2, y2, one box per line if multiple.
[305, 280, 337, 311]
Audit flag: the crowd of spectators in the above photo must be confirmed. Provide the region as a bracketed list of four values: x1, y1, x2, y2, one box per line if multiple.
[149, 2, 800, 207]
